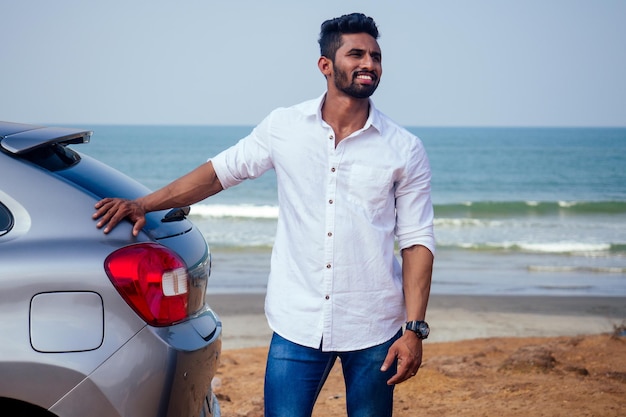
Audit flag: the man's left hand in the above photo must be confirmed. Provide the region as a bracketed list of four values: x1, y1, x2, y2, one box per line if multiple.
[381, 331, 423, 385]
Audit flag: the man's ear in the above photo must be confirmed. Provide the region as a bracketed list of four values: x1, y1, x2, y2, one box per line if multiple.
[318, 56, 332, 78]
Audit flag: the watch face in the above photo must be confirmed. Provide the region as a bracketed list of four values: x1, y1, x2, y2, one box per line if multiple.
[418, 322, 430, 337]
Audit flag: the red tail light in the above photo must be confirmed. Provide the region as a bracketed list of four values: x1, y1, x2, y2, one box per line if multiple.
[104, 243, 190, 326]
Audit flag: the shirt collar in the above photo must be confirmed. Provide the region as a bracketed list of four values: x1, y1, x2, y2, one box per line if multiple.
[305, 92, 383, 135]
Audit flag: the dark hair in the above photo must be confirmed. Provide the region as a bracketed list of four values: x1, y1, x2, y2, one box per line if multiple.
[318, 13, 379, 61]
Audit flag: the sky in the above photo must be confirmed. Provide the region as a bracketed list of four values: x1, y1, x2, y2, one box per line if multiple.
[1, 0, 625, 127]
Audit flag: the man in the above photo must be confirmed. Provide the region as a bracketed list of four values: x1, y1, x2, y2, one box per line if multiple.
[94, 12, 435, 417]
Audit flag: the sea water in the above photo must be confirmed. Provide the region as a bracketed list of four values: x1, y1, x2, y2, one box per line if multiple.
[81, 125, 626, 296]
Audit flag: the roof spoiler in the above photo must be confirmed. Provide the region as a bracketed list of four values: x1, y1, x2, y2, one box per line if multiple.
[0, 122, 92, 155]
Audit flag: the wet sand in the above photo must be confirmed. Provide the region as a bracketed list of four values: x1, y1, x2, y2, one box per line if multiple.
[207, 293, 626, 349]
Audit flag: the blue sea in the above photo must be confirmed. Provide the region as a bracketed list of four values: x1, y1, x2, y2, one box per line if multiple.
[80, 125, 626, 297]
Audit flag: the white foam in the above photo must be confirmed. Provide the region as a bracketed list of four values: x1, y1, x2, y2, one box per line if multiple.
[434, 218, 502, 227]
[518, 242, 611, 253]
[448, 241, 613, 255]
[527, 265, 578, 272]
[528, 265, 626, 274]
[191, 203, 279, 219]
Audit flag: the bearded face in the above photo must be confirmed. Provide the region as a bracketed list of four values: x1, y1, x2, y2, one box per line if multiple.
[332, 64, 380, 99]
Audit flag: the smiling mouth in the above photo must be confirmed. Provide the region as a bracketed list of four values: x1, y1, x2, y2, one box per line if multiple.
[355, 72, 376, 83]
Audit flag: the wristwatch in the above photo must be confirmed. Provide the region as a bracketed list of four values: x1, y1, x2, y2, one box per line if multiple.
[405, 320, 430, 339]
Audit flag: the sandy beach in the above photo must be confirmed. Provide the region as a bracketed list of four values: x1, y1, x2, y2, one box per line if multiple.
[207, 293, 626, 416]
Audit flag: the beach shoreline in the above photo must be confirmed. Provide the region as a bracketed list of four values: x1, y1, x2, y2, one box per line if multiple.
[206, 247, 626, 298]
[207, 293, 626, 350]
[205, 248, 626, 415]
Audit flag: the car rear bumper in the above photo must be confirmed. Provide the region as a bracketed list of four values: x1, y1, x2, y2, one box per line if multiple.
[49, 309, 222, 417]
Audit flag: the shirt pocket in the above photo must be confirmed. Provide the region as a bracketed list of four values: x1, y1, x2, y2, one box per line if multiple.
[347, 164, 393, 217]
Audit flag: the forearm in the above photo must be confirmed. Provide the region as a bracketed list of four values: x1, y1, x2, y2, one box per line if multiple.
[401, 244, 434, 321]
[382, 244, 433, 385]
[137, 161, 224, 212]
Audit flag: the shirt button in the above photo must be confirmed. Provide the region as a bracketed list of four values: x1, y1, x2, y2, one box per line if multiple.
[329, 135, 334, 140]
[326, 263, 331, 269]
[329, 199, 333, 204]
[327, 232, 332, 237]
[325, 295, 330, 300]
[331, 167, 336, 173]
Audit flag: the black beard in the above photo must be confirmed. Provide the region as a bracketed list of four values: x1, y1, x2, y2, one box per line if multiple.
[333, 69, 379, 99]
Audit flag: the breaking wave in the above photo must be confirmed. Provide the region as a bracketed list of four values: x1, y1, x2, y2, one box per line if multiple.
[189, 200, 626, 220]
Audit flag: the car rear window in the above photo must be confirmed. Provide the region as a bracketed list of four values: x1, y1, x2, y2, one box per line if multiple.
[21, 143, 81, 171]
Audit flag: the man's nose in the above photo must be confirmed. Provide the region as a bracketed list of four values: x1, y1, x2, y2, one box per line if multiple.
[360, 53, 377, 70]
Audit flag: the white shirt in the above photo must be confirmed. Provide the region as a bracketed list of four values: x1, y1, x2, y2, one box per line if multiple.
[211, 93, 435, 351]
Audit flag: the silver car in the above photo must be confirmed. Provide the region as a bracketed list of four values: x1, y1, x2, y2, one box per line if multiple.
[0, 122, 221, 417]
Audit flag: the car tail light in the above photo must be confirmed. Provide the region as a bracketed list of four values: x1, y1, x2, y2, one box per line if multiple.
[104, 243, 190, 326]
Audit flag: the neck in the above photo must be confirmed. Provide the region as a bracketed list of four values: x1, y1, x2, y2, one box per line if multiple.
[321, 93, 370, 143]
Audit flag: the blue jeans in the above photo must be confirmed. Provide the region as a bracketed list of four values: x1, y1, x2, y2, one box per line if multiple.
[264, 330, 401, 417]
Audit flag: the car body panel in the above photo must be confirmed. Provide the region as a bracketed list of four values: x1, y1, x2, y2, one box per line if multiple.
[0, 121, 221, 417]
[48, 311, 222, 417]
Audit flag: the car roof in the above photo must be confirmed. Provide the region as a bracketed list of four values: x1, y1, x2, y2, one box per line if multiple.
[0, 121, 92, 155]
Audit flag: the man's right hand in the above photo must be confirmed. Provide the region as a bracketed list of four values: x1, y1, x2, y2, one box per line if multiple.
[93, 198, 147, 236]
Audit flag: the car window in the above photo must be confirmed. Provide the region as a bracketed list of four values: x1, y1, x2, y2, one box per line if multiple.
[21, 143, 81, 171]
[0, 202, 13, 236]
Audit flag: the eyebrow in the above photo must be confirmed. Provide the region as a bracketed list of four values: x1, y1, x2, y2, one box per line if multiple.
[346, 48, 382, 58]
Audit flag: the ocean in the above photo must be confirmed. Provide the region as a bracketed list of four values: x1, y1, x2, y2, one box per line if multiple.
[81, 125, 626, 297]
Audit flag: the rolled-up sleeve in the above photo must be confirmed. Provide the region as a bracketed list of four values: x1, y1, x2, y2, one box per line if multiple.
[394, 138, 436, 256]
[210, 116, 274, 190]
